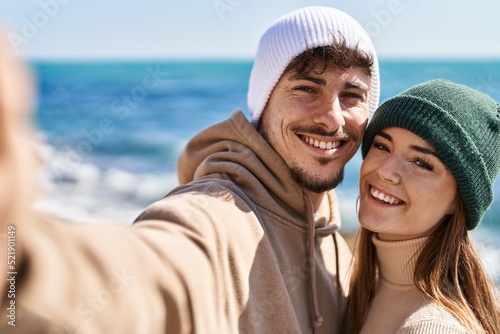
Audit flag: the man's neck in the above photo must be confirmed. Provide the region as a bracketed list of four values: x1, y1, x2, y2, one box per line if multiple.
[304, 191, 325, 212]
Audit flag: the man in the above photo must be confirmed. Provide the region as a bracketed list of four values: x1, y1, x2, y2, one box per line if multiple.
[1, 6, 379, 334]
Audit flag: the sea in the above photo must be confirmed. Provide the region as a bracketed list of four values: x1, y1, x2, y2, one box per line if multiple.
[28, 59, 500, 284]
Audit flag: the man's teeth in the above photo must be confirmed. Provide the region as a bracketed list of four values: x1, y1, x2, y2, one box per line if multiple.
[303, 137, 341, 150]
[370, 187, 401, 205]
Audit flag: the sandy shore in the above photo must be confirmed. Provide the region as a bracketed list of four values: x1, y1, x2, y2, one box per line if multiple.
[340, 230, 358, 252]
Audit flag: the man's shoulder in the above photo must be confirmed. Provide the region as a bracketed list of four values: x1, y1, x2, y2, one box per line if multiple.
[168, 176, 253, 204]
[135, 177, 256, 224]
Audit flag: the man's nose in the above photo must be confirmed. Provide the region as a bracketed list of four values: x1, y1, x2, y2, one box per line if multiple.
[313, 96, 345, 131]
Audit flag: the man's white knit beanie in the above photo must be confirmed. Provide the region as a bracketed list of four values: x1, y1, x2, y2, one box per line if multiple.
[247, 6, 380, 126]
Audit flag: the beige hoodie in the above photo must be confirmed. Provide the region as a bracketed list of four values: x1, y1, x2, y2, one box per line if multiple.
[1, 110, 352, 334]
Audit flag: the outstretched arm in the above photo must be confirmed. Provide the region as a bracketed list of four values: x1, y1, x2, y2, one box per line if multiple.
[1, 212, 221, 333]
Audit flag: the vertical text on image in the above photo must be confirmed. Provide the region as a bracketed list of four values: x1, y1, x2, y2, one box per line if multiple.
[6, 225, 17, 327]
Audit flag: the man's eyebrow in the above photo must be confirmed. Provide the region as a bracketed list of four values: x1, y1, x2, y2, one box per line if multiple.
[345, 81, 369, 92]
[288, 73, 326, 86]
[377, 130, 440, 158]
[288, 73, 369, 92]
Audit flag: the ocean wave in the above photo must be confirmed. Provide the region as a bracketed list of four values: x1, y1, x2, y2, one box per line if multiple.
[33, 137, 178, 224]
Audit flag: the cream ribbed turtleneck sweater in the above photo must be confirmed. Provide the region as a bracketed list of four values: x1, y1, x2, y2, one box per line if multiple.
[359, 236, 469, 334]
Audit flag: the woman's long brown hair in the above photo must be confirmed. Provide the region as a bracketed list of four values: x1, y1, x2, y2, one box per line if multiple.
[342, 197, 500, 333]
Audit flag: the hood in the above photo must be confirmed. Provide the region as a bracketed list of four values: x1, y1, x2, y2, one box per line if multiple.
[177, 110, 341, 230]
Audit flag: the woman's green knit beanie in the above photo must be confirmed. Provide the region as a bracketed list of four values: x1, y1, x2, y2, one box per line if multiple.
[362, 79, 500, 230]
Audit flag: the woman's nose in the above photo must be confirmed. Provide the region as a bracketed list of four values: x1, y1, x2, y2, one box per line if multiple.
[376, 155, 402, 184]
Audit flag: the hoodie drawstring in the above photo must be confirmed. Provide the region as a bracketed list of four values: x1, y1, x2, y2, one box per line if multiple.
[305, 195, 324, 332]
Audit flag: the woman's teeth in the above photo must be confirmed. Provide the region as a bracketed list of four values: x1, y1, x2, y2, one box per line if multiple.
[370, 187, 402, 205]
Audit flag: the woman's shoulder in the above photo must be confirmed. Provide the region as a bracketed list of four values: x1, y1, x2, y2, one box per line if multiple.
[397, 302, 470, 334]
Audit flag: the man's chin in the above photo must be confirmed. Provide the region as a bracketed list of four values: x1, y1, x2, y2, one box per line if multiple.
[290, 168, 344, 193]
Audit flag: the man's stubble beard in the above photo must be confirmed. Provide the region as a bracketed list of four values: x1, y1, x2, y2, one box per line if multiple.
[289, 161, 344, 193]
[259, 127, 345, 193]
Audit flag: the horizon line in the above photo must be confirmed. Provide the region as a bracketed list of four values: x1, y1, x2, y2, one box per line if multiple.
[24, 55, 500, 63]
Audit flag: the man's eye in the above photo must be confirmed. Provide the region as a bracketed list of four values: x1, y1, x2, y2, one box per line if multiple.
[296, 86, 316, 93]
[342, 92, 364, 101]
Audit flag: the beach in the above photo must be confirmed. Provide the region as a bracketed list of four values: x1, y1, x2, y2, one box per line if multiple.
[30, 59, 500, 285]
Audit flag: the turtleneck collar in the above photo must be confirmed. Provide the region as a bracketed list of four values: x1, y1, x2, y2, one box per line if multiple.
[372, 235, 428, 288]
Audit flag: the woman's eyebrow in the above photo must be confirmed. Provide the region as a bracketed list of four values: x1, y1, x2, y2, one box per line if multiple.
[410, 145, 439, 158]
[377, 130, 392, 141]
[377, 130, 439, 158]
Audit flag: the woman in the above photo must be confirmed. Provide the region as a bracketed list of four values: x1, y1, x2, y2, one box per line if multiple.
[343, 79, 500, 333]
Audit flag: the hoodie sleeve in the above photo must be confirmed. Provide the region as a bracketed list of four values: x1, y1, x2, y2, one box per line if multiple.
[0, 209, 222, 334]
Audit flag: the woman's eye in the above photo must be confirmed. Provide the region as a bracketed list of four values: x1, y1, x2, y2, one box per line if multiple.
[413, 158, 434, 171]
[372, 141, 388, 152]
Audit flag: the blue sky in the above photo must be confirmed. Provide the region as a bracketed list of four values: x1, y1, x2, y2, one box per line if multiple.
[1, 0, 500, 60]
